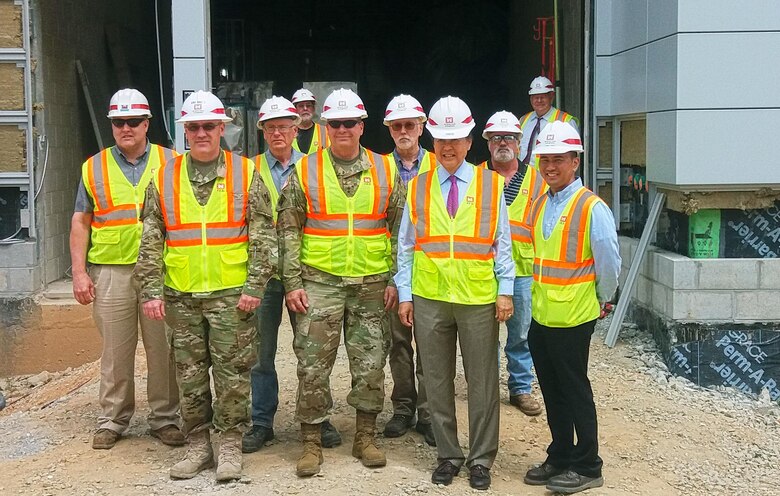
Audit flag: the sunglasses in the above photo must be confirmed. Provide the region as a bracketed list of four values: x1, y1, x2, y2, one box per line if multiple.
[184, 122, 219, 132]
[111, 118, 146, 129]
[327, 120, 360, 129]
[390, 122, 418, 132]
[489, 135, 519, 143]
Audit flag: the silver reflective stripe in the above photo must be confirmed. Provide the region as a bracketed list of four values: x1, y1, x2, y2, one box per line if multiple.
[367, 151, 391, 212]
[306, 218, 384, 231]
[228, 152, 247, 223]
[510, 224, 531, 238]
[90, 151, 110, 210]
[564, 190, 595, 262]
[305, 153, 321, 211]
[167, 227, 201, 242]
[161, 158, 178, 223]
[418, 240, 492, 256]
[533, 263, 595, 280]
[161, 146, 176, 163]
[94, 208, 137, 224]
[168, 225, 247, 242]
[413, 171, 431, 239]
[477, 169, 496, 239]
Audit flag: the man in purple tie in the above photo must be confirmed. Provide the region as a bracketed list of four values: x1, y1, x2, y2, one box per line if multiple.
[396, 96, 515, 491]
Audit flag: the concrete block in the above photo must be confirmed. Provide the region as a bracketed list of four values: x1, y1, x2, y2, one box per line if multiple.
[651, 281, 669, 316]
[634, 274, 652, 306]
[735, 291, 780, 322]
[759, 260, 780, 289]
[670, 291, 733, 321]
[0, 241, 37, 268]
[5, 267, 41, 294]
[697, 259, 759, 290]
[654, 251, 697, 289]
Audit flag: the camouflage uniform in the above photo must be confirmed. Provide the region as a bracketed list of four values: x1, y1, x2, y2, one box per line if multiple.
[135, 151, 277, 435]
[277, 147, 406, 424]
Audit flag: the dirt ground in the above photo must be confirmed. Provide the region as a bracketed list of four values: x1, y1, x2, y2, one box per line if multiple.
[1, 316, 779, 496]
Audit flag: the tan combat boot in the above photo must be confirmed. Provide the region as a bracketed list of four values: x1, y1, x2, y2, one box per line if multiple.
[215, 430, 243, 482]
[353, 411, 386, 468]
[170, 430, 214, 479]
[296, 423, 323, 477]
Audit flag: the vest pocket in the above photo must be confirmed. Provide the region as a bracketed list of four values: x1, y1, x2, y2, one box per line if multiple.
[468, 266, 494, 281]
[94, 229, 120, 244]
[220, 249, 249, 287]
[545, 286, 576, 327]
[518, 243, 534, 259]
[164, 252, 190, 291]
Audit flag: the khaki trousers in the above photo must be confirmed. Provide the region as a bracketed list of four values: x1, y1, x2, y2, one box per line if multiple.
[91, 264, 180, 432]
[413, 296, 499, 469]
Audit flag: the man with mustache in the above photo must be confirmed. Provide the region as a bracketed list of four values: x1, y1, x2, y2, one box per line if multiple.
[291, 88, 330, 155]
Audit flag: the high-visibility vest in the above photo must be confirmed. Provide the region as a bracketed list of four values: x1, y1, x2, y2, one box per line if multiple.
[82, 144, 177, 265]
[156, 151, 254, 293]
[529, 186, 602, 327]
[475, 162, 548, 275]
[408, 166, 504, 305]
[292, 123, 330, 155]
[296, 148, 395, 277]
[252, 153, 285, 222]
[520, 108, 577, 168]
[417, 150, 437, 175]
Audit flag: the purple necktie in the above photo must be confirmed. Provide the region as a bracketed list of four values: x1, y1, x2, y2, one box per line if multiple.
[447, 174, 459, 218]
[523, 117, 542, 164]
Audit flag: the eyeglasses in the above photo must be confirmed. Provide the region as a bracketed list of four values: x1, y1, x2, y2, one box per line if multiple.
[489, 135, 519, 143]
[263, 125, 295, 133]
[111, 118, 146, 129]
[390, 122, 418, 132]
[327, 120, 360, 129]
[184, 122, 219, 132]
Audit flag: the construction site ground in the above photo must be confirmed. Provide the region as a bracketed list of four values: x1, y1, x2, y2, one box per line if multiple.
[1, 316, 779, 495]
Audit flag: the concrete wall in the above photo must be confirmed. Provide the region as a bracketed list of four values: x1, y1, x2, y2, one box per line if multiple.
[594, 0, 780, 189]
[619, 236, 780, 324]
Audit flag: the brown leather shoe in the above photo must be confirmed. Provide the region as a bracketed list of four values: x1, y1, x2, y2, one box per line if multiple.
[150, 425, 186, 446]
[510, 394, 543, 416]
[92, 428, 121, 449]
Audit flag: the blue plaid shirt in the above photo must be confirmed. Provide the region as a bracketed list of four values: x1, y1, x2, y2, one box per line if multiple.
[392, 147, 427, 185]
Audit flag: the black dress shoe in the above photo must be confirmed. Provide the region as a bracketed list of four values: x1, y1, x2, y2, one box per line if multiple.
[320, 420, 342, 448]
[431, 460, 460, 485]
[242, 425, 274, 453]
[414, 422, 436, 446]
[383, 414, 415, 438]
[546, 470, 604, 494]
[469, 464, 491, 490]
[524, 462, 567, 485]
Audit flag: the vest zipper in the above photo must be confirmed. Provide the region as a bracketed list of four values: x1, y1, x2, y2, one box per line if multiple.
[201, 204, 208, 290]
[346, 196, 354, 273]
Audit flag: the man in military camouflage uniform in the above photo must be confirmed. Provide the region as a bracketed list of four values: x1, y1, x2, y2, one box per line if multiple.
[277, 88, 406, 477]
[134, 91, 277, 482]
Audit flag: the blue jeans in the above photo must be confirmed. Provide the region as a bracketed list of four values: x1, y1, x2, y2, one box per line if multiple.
[504, 276, 534, 395]
[250, 278, 294, 428]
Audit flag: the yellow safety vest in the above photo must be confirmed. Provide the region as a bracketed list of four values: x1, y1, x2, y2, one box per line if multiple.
[292, 123, 330, 155]
[252, 153, 283, 222]
[520, 108, 577, 168]
[296, 148, 395, 277]
[408, 165, 504, 305]
[83, 144, 177, 264]
[155, 151, 254, 293]
[389, 150, 437, 178]
[529, 186, 602, 327]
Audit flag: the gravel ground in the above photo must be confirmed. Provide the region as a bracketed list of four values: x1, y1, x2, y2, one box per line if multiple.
[1, 316, 779, 495]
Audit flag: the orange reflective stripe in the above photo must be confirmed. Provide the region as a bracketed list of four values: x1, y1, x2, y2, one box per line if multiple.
[472, 168, 483, 238]
[409, 176, 419, 225]
[423, 171, 434, 239]
[316, 152, 326, 213]
[367, 153, 381, 214]
[559, 188, 588, 261]
[173, 156, 182, 225]
[487, 171, 500, 239]
[100, 149, 112, 211]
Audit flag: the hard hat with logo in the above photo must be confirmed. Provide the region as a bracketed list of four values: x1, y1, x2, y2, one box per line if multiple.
[107, 88, 152, 118]
[533, 121, 583, 154]
[176, 90, 233, 123]
[425, 96, 475, 139]
[383, 94, 426, 125]
[482, 110, 522, 139]
[320, 88, 368, 120]
[257, 96, 301, 129]
[291, 88, 316, 104]
[528, 76, 555, 95]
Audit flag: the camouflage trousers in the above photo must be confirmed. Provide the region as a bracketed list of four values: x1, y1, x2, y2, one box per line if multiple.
[165, 293, 257, 434]
[293, 279, 391, 424]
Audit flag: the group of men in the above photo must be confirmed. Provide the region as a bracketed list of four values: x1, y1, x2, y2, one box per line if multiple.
[70, 75, 620, 494]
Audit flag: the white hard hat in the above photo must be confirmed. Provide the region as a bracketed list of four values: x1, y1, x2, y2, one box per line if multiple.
[291, 88, 316, 104]
[533, 121, 584, 154]
[320, 88, 368, 120]
[425, 96, 475, 139]
[383, 94, 426, 125]
[257, 96, 301, 129]
[176, 90, 233, 123]
[107, 88, 152, 118]
[528, 76, 555, 95]
[482, 110, 522, 139]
